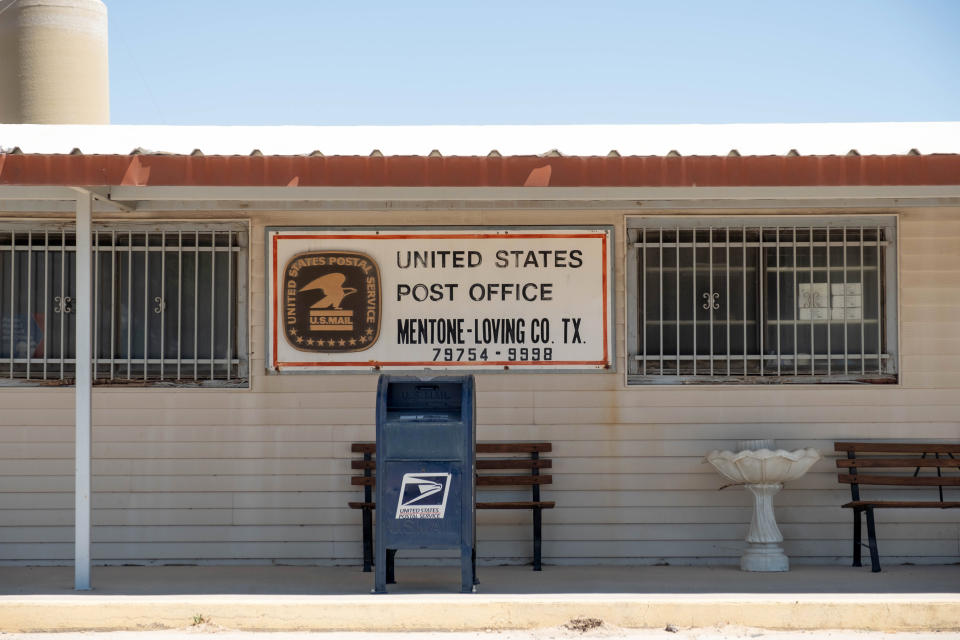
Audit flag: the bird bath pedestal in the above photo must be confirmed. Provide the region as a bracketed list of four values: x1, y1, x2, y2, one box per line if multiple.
[706, 440, 821, 572]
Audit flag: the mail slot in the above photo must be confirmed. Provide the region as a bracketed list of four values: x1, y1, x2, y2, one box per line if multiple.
[374, 374, 476, 593]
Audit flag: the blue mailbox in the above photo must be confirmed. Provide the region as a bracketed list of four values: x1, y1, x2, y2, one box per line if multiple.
[374, 374, 476, 593]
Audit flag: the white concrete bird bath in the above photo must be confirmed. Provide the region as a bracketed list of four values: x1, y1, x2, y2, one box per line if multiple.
[706, 440, 821, 572]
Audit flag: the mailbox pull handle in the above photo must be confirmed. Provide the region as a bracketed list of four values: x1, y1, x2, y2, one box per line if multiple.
[416, 384, 439, 391]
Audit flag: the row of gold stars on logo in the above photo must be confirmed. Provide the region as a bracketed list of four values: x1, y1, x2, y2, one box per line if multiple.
[299, 336, 367, 346]
[289, 327, 373, 347]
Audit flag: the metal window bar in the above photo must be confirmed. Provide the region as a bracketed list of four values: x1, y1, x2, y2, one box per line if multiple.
[640, 231, 646, 375]
[860, 225, 867, 375]
[792, 226, 798, 376]
[826, 225, 832, 376]
[92, 230, 98, 381]
[843, 226, 848, 375]
[775, 227, 780, 376]
[60, 229, 66, 380]
[160, 230, 165, 381]
[0, 224, 247, 384]
[43, 230, 49, 379]
[177, 230, 182, 381]
[210, 230, 217, 381]
[676, 226, 680, 376]
[692, 230, 697, 376]
[25, 231, 31, 379]
[126, 232, 132, 379]
[632, 223, 893, 382]
[706, 227, 713, 376]
[809, 225, 814, 376]
[109, 229, 116, 380]
[226, 230, 232, 381]
[725, 227, 730, 376]
[658, 227, 663, 375]
[758, 226, 764, 376]
[194, 230, 199, 381]
[8, 228, 13, 378]
[143, 231, 150, 381]
[877, 224, 884, 374]
[742, 225, 747, 376]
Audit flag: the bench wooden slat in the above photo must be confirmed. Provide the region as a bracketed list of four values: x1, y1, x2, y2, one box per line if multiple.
[843, 500, 960, 509]
[835, 442, 960, 454]
[353, 500, 557, 510]
[477, 459, 552, 470]
[351, 442, 553, 454]
[838, 473, 960, 487]
[477, 475, 552, 486]
[354, 474, 554, 486]
[353, 459, 552, 470]
[836, 458, 960, 468]
[477, 501, 556, 509]
[477, 443, 552, 453]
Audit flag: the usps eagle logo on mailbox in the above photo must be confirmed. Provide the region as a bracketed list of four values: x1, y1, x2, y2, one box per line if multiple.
[396, 473, 452, 519]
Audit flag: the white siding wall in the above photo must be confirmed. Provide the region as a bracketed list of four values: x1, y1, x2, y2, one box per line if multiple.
[1, 208, 958, 566]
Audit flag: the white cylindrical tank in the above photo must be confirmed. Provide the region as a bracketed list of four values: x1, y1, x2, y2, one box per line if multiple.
[0, 0, 109, 124]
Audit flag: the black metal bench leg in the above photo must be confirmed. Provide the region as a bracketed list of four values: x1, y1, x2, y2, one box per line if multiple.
[472, 547, 479, 585]
[361, 450, 373, 572]
[386, 548, 397, 584]
[361, 507, 373, 572]
[852, 507, 862, 567]
[530, 450, 543, 571]
[533, 506, 542, 571]
[865, 507, 881, 573]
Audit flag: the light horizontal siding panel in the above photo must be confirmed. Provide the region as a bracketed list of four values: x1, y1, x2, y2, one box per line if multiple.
[899, 338, 960, 356]
[17, 522, 957, 546]
[0, 542, 338, 561]
[898, 220, 960, 238]
[533, 388, 960, 408]
[0, 390, 532, 412]
[902, 306, 960, 323]
[1, 459, 351, 476]
[1, 443, 340, 459]
[3, 424, 958, 447]
[901, 358, 960, 376]
[531, 405, 960, 424]
[901, 323, 960, 343]
[902, 372, 960, 387]
[901, 288, 960, 306]
[900, 252, 960, 271]
[900, 237, 960, 253]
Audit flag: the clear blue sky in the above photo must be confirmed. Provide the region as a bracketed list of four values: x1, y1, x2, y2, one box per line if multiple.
[107, 0, 960, 126]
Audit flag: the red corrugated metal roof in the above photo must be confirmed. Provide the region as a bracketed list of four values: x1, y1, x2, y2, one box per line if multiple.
[1, 153, 959, 187]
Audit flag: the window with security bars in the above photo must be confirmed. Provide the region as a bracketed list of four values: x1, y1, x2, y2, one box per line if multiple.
[627, 217, 897, 384]
[0, 223, 248, 386]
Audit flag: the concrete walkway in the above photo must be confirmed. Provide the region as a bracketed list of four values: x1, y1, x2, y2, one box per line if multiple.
[1, 565, 958, 633]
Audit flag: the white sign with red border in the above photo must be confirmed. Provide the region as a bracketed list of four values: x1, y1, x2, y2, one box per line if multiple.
[267, 227, 613, 372]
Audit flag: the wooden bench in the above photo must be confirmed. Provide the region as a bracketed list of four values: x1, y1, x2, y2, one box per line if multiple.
[349, 442, 555, 575]
[835, 442, 960, 572]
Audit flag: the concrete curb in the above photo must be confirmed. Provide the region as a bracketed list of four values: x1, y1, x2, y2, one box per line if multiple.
[3, 594, 960, 633]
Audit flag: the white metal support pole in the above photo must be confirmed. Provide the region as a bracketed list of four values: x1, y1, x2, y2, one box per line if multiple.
[74, 192, 92, 590]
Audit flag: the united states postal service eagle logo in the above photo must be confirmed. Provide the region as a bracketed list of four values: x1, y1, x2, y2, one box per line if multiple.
[283, 251, 381, 353]
[395, 473, 452, 519]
